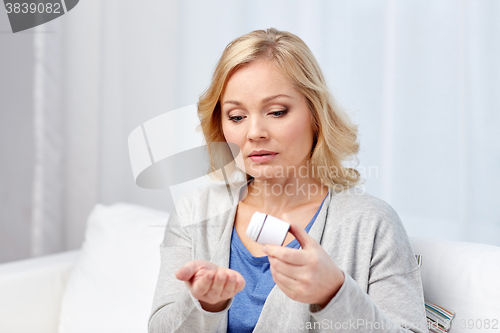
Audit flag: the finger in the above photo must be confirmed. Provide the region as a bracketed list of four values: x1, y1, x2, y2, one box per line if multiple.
[268, 255, 308, 280]
[190, 270, 215, 296]
[220, 273, 237, 299]
[287, 222, 317, 250]
[206, 270, 228, 298]
[270, 264, 300, 296]
[175, 262, 198, 281]
[234, 274, 246, 293]
[176, 260, 215, 281]
[263, 244, 309, 265]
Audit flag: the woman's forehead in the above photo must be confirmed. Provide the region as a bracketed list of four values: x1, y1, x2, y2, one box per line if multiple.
[221, 60, 300, 104]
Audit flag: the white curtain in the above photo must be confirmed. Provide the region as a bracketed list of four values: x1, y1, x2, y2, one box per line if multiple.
[1, 0, 499, 263]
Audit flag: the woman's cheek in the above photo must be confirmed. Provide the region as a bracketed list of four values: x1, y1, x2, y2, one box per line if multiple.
[223, 128, 243, 146]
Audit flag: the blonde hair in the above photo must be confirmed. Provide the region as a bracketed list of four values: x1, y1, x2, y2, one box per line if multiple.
[198, 28, 362, 190]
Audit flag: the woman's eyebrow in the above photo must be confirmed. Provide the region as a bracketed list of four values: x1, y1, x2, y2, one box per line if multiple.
[222, 94, 292, 106]
[262, 94, 292, 103]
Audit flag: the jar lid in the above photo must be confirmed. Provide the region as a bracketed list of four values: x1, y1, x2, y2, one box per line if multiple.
[246, 212, 266, 241]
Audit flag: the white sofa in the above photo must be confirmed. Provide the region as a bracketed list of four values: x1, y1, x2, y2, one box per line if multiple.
[0, 202, 499, 333]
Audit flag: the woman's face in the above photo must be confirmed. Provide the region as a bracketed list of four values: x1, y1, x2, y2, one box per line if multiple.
[221, 59, 315, 181]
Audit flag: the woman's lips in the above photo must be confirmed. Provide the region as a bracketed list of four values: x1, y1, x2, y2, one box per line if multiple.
[249, 153, 278, 163]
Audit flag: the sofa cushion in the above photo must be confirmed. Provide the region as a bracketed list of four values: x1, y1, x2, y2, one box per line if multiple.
[58, 203, 168, 333]
[411, 237, 500, 333]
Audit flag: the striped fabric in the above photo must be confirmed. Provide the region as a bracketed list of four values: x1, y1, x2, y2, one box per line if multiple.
[425, 302, 455, 333]
[414, 255, 456, 333]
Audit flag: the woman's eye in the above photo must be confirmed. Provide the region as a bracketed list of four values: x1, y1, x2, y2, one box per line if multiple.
[270, 109, 288, 117]
[229, 115, 244, 123]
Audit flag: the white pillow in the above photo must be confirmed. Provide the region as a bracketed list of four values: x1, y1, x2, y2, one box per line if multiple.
[58, 203, 169, 333]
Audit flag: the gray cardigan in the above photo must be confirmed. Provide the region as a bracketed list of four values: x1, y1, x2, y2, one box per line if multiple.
[149, 184, 428, 332]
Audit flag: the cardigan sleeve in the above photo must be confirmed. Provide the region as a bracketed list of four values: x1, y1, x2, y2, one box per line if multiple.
[308, 197, 428, 333]
[309, 270, 426, 332]
[148, 199, 230, 333]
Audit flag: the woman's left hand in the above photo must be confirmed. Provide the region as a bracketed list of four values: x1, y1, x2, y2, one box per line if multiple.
[262, 219, 345, 308]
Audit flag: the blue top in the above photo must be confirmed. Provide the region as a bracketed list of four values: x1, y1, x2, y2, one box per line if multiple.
[227, 196, 327, 333]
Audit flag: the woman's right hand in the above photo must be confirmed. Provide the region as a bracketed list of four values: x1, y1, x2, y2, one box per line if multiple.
[175, 260, 245, 312]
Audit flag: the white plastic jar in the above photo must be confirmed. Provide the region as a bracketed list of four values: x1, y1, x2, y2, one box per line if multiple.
[246, 212, 290, 246]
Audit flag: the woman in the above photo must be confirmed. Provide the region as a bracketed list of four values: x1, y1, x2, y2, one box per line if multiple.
[149, 28, 427, 332]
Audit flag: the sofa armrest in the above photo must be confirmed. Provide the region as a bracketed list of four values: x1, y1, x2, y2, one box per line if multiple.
[0, 250, 80, 333]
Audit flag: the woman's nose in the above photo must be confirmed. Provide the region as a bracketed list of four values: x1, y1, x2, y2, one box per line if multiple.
[246, 117, 269, 141]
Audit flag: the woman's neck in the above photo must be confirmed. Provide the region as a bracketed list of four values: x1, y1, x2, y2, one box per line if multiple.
[242, 176, 329, 215]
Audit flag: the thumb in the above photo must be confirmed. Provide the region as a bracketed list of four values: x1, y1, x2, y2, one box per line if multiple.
[288, 222, 315, 250]
[175, 263, 196, 281]
[175, 260, 210, 281]
[282, 213, 315, 250]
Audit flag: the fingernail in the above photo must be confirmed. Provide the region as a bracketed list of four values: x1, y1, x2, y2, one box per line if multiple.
[262, 246, 268, 253]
